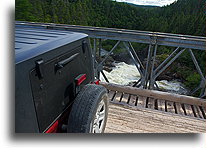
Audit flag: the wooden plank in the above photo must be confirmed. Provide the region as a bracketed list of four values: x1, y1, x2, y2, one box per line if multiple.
[105, 104, 206, 133]
[147, 98, 155, 109]
[184, 104, 195, 117]
[166, 101, 176, 114]
[157, 99, 165, 111]
[128, 95, 137, 106]
[200, 107, 206, 119]
[137, 96, 147, 108]
[192, 106, 204, 119]
[113, 92, 123, 103]
[175, 103, 185, 116]
[121, 93, 130, 104]
[100, 82, 206, 107]
[108, 90, 116, 101]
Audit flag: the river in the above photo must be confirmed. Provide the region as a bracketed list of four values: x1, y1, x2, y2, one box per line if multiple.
[100, 62, 188, 95]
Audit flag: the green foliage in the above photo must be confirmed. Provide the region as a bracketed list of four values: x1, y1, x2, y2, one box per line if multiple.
[185, 72, 201, 90]
[15, 0, 206, 36]
[156, 54, 169, 63]
[15, 0, 34, 20]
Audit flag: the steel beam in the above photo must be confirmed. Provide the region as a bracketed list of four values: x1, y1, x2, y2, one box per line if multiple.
[123, 42, 144, 77]
[16, 22, 206, 50]
[189, 49, 205, 81]
[128, 42, 145, 70]
[93, 38, 97, 78]
[149, 44, 158, 89]
[200, 83, 206, 97]
[101, 71, 109, 83]
[98, 41, 120, 67]
[188, 49, 205, 97]
[154, 47, 180, 73]
[99, 39, 102, 59]
[144, 44, 153, 88]
[132, 78, 141, 87]
[154, 49, 186, 79]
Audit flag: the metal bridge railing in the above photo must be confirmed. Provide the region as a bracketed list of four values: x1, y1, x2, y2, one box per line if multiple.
[15, 21, 206, 98]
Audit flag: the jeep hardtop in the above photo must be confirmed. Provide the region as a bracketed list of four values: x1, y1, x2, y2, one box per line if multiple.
[15, 22, 108, 133]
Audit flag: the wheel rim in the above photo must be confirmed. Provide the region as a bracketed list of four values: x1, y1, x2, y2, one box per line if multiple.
[90, 99, 106, 133]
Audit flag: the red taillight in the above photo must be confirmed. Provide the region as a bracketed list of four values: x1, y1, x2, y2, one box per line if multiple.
[94, 79, 100, 85]
[91, 79, 100, 85]
[45, 120, 59, 133]
[75, 74, 87, 86]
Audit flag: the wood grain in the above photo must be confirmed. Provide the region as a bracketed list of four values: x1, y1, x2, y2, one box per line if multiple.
[184, 104, 195, 117]
[137, 96, 147, 108]
[128, 95, 137, 106]
[105, 104, 206, 133]
[157, 99, 165, 111]
[175, 103, 185, 115]
[121, 93, 130, 104]
[147, 98, 155, 109]
[193, 106, 204, 118]
[166, 101, 176, 114]
[113, 92, 123, 102]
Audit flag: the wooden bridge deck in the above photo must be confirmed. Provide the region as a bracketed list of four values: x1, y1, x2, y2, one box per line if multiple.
[102, 83, 206, 133]
[105, 103, 206, 133]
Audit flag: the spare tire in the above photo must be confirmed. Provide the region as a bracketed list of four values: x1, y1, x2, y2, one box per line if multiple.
[67, 84, 108, 133]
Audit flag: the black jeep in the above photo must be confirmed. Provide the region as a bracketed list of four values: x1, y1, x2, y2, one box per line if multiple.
[15, 22, 108, 133]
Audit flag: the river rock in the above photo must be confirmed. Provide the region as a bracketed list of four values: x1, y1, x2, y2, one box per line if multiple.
[96, 54, 116, 72]
[111, 52, 134, 64]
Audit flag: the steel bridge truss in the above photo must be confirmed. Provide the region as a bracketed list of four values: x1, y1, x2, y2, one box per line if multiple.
[16, 22, 206, 98]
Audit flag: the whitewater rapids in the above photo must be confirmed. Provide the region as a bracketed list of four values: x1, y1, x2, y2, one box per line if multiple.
[100, 62, 188, 95]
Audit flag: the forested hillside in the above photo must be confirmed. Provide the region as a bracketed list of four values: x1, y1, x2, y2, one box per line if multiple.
[15, 0, 205, 93]
[16, 0, 205, 36]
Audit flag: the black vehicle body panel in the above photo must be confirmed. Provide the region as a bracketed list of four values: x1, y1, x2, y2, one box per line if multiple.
[15, 24, 94, 133]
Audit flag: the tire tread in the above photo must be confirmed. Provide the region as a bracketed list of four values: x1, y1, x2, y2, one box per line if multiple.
[67, 84, 108, 133]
